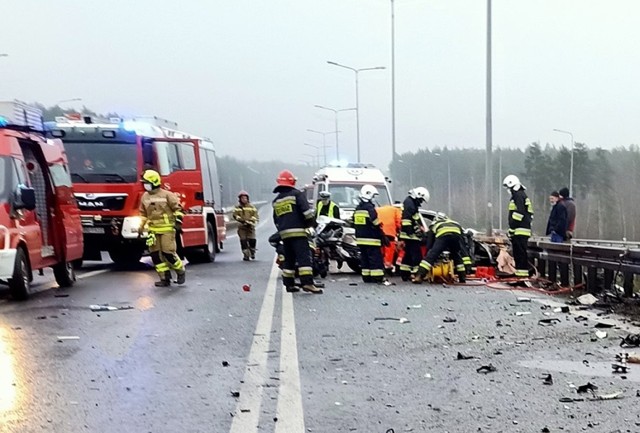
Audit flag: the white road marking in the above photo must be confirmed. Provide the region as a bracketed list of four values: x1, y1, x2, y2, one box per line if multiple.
[229, 261, 279, 433]
[77, 269, 111, 280]
[274, 288, 305, 432]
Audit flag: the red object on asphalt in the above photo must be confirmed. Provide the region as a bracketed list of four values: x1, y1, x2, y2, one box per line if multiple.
[242, 284, 251, 292]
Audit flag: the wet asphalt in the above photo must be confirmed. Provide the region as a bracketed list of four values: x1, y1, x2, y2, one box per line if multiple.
[1, 208, 640, 433]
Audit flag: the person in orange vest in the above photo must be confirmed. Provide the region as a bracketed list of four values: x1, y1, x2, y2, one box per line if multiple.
[377, 202, 402, 275]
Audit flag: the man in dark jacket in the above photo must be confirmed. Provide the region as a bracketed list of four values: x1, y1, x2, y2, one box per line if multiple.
[272, 169, 322, 294]
[558, 187, 576, 239]
[546, 191, 567, 243]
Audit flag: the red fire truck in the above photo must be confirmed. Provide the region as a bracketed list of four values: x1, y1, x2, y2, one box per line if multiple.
[0, 101, 83, 299]
[46, 116, 226, 266]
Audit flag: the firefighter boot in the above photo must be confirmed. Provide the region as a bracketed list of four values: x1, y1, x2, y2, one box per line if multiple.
[242, 249, 251, 261]
[249, 239, 257, 260]
[176, 270, 186, 285]
[155, 271, 171, 287]
[412, 272, 424, 284]
[302, 284, 323, 294]
[457, 272, 466, 284]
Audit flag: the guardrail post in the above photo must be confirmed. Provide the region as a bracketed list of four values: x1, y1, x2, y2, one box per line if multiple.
[548, 261, 557, 283]
[536, 258, 547, 278]
[623, 273, 634, 297]
[559, 263, 570, 287]
[603, 269, 614, 293]
[587, 267, 599, 293]
[573, 264, 582, 287]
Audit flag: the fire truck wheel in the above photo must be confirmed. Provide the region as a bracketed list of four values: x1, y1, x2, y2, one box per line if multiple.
[53, 260, 76, 288]
[9, 248, 31, 301]
[186, 222, 217, 264]
[108, 248, 143, 268]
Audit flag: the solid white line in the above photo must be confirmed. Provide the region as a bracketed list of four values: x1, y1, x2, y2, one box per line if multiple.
[274, 286, 305, 432]
[229, 261, 279, 433]
[77, 269, 111, 280]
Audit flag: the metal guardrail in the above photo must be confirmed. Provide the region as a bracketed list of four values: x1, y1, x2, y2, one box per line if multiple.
[527, 236, 640, 295]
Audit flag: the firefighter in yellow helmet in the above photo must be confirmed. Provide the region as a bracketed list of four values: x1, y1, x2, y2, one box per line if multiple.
[233, 190, 259, 260]
[139, 170, 186, 286]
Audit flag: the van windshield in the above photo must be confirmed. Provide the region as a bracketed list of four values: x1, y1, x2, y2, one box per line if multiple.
[328, 183, 391, 208]
[64, 141, 138, 183]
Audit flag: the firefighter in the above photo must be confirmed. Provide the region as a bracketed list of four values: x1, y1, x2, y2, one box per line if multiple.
[316, 191, 340, 219]
[272, 169, 323, 294]
[398, 187, 430, 281]
[377, 202, 402, 274]
[354, 185, 387, 283]
[139, 169, 186, 287]
[233, 190, 259, 261]
[503, 174, 533, 278]
[413, 213, 469, 284]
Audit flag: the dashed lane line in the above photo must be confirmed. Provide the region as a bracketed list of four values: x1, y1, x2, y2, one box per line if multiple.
[229, 260, 279, 433]
[274, 285, 305, 432]
[76, 269, 111, 280]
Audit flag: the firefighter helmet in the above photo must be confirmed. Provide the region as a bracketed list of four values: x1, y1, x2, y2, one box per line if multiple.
[359, 184, 379, 201]
[141, 169, 162, 188]
[409, 186, 430, 203]
[238, 190, 249, 199]
[276, 170, 297, 187]
[502, 174, 523, 191]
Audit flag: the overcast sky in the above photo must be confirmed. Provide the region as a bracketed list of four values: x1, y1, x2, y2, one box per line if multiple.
[2, 1, 639, 168]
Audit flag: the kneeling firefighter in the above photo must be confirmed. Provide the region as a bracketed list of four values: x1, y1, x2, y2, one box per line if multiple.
[139, 170, 186, 287]
[233, 190, 259, 261]
[413, 213, 470, 284]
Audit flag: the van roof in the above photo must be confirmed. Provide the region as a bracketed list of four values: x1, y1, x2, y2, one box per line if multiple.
[314, 165, 388, 184]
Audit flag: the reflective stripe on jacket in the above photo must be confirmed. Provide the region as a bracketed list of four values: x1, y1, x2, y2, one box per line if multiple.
[139, 188, 184, 233]
[399, 196, 421, 240]
[316, 201, 339, 219]
[234, 204, 259, 225]
[508, 189, 533, 237]
[272, 186, 315, 239]
[354, 200, 383, 247]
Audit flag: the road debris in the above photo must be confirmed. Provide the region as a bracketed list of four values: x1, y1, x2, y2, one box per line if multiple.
[89, 305, 134, 312]
[407, 304, 422, 309]
[222, 361, 229, 367]
[594, 322, 615, 329]
[476, 364, 497, 374]
[373, 317, 410, 324]
[443, 317, 457, 323]
[542, 374, 553, 385]
[612, 362, 629, 374]
[553, 306, 570, 313]
[538, 318, 561, 326]
[574, 316, 588, 322]
[517, 297, 531, 302]
[456, 352, 476, 360]
[57, 336, 80, 342]
[230, 391, 240, 398]
[576, 382, 598, 394]
[620, 333, 640, 348]
[54, 293, 70, 298]
[595, 330, 608, 339]
[515, 311, 531, 316]
[589, 391, 624, 401]
[577, 294, 598, 305]
[242, 284, 251, 292]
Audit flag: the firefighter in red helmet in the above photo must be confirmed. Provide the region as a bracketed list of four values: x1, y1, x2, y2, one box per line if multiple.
[233, 190, 259, 260]
[272, 170, 322, 294]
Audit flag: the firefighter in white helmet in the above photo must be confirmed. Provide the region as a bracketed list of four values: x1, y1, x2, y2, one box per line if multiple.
[503, 174, 533, 278]
[353, 184, 387, 283]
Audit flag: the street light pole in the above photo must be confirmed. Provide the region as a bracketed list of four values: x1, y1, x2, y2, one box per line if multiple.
[485, 0, 493, 236]
[56, 98, 82, 105]
[391, 0, 396, 164]
[327, 61, 385, 163]
[303, 143, 321, 168]
[314, 105, 355, 161]
[553, 128, 575, 196]
[307, 129, 336, 166]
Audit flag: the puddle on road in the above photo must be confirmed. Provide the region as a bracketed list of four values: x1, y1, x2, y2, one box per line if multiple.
[519, 359, 640, 382]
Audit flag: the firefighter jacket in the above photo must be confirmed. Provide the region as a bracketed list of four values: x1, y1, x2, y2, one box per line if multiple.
[233, 203, 259, 226]
[354, 200, 384, 246]
[508, 189, 533, 237]
[316, 200, 340, 219]
[426, 218, 472, 266]
[139, 188, 184, 234]
[272, 186, 315, 239]
[399, 196, 422, 240]
[377, 205, 402, 237]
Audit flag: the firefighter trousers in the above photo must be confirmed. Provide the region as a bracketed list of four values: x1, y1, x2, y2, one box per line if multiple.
[359, 245, 385, 283]
[282, 237, 314, 287]
[399, 239, 422, 280]
[238, 225, 257, 259]
[149, 231, 185, 277]
[417, 235, 466, 281]
[511, 235, 530, 278]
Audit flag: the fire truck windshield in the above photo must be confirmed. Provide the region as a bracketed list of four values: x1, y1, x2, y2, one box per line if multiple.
[65, 141, 138, 183]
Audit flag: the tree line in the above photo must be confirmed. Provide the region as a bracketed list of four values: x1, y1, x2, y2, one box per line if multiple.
[390, 143, 636, 241]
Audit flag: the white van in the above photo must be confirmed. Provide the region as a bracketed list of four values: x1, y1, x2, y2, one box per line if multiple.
[311, 163, 393, 220]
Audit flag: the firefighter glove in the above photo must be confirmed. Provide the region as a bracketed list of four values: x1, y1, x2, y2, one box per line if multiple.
[146, 232, 156, 247]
